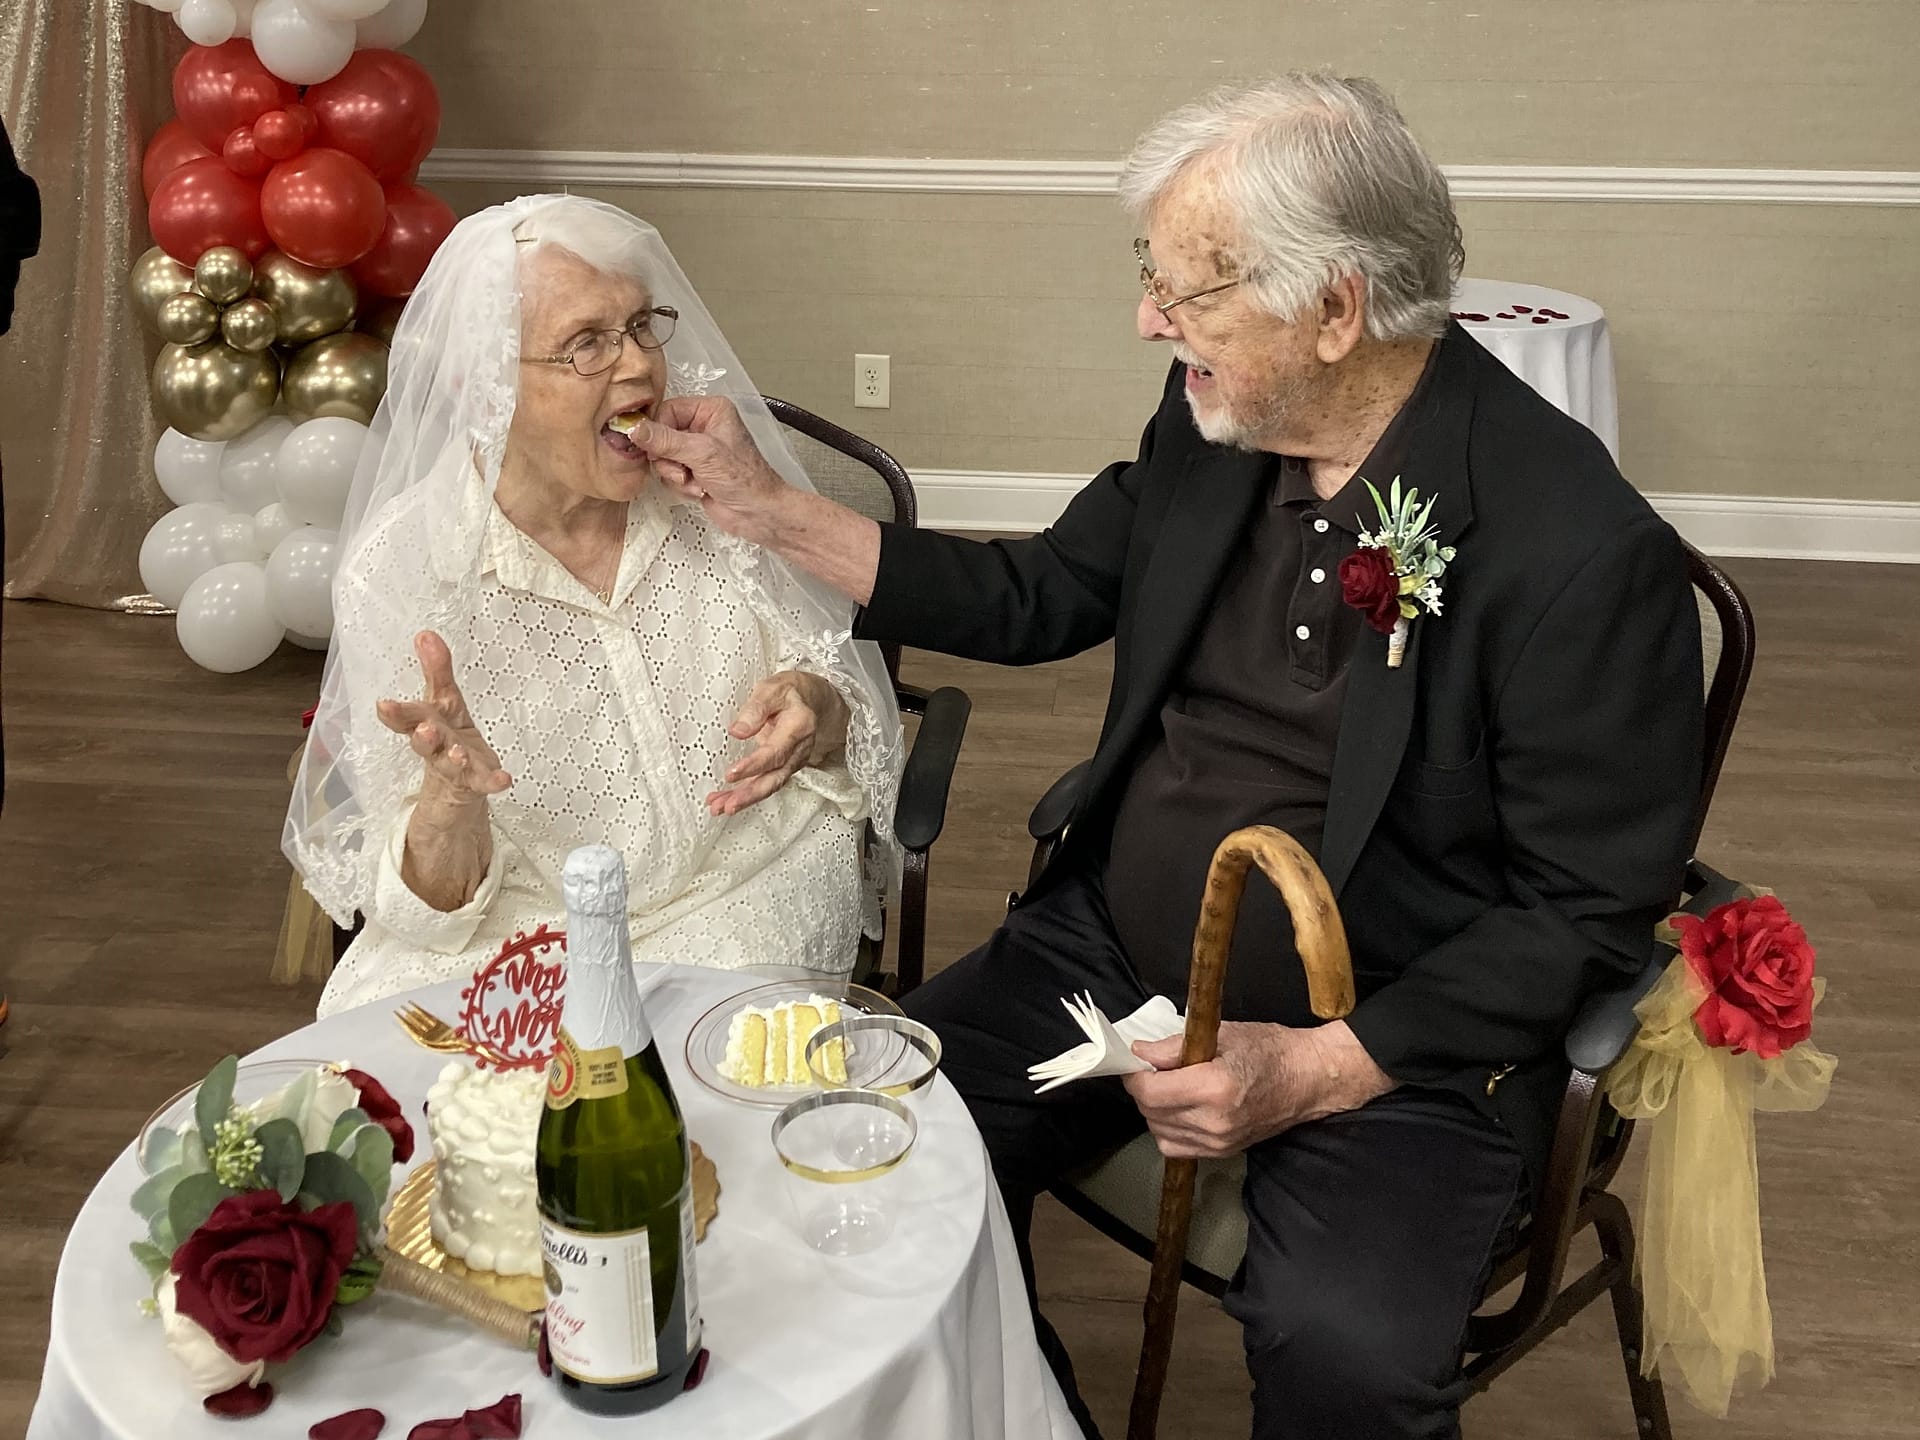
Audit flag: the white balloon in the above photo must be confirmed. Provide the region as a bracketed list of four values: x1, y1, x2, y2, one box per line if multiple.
[177, 563, 286, 673]
[266, 527, 340, 636]
[252, 0, 356, 86]
[139, 503, 229, 610]
[253, 502, 303, 553]
[220, 414, 295, 514]
[145, 0, 187, 14]
[176, 0, 238, 46]
[287, 630, 333, 650]
[230, 0, 258, 36]
[213, 510, 268, 564]
[355, 0, 427, 49]
[305, 0, 386, 18]
[153, 429, 227, 507]
[275, 416, 367, 528]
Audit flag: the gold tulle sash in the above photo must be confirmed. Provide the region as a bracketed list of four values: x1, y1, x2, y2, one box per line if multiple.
[271, 745, 335, 986]
[1606, 954, 1836, 1415]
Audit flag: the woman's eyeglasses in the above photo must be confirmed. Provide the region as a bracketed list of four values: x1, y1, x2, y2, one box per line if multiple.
[524, 307, 680, 376]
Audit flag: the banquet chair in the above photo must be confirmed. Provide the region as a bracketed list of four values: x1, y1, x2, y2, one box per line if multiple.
[292, 400, 969, 998]
[1015, 545, 1754, 1440]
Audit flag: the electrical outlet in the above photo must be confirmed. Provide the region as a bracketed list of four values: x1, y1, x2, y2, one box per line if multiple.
[854, 354, 890, 409]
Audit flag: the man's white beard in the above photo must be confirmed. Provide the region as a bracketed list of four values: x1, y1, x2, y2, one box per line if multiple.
[1184, 371, 1313, 453]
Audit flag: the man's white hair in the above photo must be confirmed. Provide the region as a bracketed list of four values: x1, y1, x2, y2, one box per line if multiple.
[1118, 73, 1462, 342]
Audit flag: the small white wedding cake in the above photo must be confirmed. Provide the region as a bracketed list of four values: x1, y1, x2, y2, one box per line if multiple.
[424, 1061, 545, 1277]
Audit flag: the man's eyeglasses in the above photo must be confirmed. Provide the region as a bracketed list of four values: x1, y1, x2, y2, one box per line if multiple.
[1135, 239, 1240, 317]
[524, 307, 680, 377]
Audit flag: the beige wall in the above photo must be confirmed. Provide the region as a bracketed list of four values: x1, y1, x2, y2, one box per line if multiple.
[414, 3, 1920, 504]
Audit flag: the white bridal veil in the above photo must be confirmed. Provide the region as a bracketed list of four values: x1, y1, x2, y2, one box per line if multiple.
[283, 194, 903, 930]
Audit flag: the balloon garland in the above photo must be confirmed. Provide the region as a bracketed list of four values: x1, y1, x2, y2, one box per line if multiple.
[129, 7, 454, 672]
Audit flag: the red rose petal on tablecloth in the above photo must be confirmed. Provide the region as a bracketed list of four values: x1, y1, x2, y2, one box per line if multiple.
[1532, 315, 1550, 323]
[204, 1381, 274, 1418]
[684, 1347, 712, 1391]
[1496, 312, 1515, 320]
[311, 1409, 386, 1440]
[1512, 304, 1533, 313]
[463, 1394, 523, 1439]
[1457, 311, 1489, 322]
[405, 1422, 466, 1440]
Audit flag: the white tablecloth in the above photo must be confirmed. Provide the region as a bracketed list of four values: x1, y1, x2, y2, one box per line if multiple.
[27, 965, 1083, 1440]
[1452, 277, 1619, 460]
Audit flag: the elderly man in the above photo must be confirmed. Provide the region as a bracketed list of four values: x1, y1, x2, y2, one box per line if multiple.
[635, 73, 1702, 1440]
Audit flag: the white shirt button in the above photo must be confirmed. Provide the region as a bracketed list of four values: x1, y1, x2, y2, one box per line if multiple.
[1310, 567, 1326, 583]
[1294, 624, 1311, 641]
[1313, 518, 1330, 534]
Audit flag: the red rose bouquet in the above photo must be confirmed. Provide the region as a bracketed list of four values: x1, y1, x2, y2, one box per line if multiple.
[131, 1057, 535, 1418]
[1606, 889, 1837, 1417]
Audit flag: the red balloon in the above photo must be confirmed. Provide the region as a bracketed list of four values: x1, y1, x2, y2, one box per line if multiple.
[261, 148, 388, 269]
[305, 50, 441, 183]
[286, 103, 320, 145]
[172, 40, 298, 152]
[222, 125, 270, 179]
[253, 109, 306, 163]
[149, 157, 270, 264]
[142, 119, 216, 202]
[350, 184, 458, 298]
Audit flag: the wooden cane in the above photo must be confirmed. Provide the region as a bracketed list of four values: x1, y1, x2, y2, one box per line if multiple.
[1127, 826, 1356, 1440]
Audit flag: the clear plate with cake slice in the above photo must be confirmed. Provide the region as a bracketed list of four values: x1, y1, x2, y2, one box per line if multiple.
[685, 980, 909, 1107]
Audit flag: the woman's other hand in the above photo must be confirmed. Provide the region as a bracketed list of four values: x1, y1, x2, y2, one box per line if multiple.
[379, 632, 508, 911]
[707, 670, 850, 817]
[377, 631, 513, 808]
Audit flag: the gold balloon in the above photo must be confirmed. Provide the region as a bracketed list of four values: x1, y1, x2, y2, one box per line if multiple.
[128, 246, 194, 333]
[356, 297, 407, 345]
[155, 291, 219, 346]
[193, 246, 254, 306]
[283, 332, 388, 425]
[220, 297, 279, 354]
[151, 340, 281, 442]
[253, 251, 358, 346]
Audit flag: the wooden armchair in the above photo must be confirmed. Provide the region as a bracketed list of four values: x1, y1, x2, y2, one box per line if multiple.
[1020, 545, 1755, 1439]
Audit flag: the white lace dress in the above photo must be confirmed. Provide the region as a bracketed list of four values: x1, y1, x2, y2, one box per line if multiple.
[313, 466, 872, 1019]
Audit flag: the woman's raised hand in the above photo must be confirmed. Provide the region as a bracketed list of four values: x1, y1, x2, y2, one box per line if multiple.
[706, 670, 850, 817]
[377, 631, 513, 807]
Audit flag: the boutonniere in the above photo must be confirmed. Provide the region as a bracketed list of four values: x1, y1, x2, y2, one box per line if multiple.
[1338, 478, 1455, 668]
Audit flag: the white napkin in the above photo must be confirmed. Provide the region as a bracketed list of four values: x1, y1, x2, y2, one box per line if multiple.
[1026, 993, 1186, 1094]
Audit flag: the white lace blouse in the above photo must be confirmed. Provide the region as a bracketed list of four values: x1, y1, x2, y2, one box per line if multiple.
[314, 473, 871, 1018]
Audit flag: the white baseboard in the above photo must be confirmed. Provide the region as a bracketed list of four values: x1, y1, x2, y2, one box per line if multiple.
[912, 470, 1920, 563]
[419, 149, 1920, 207]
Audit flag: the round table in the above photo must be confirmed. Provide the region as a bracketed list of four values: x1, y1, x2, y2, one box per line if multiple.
[1451, 277, 1620, 461]
[27, 965, 1083, 1440]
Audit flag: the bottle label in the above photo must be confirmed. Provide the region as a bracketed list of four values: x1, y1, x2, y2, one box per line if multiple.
[679, 1184, 702, 1342]
[540, 1219, 659, 1384]
[545, 1027, 629, 1110]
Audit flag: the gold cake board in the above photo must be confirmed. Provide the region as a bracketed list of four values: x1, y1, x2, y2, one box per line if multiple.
[385, 1142, 721, 1314]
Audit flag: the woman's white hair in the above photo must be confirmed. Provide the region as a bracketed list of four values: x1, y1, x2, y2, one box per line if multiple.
[1118, 73, 1462, 341]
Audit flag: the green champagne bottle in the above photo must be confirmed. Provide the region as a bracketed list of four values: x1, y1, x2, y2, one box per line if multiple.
[536, 844, 702, 1414]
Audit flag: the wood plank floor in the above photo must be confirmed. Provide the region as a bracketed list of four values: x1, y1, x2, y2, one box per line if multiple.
[2, 556, 1916, 1437]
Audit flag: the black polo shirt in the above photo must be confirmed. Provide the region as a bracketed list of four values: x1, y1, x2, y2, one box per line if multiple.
[1103, 357, 1436, 1022]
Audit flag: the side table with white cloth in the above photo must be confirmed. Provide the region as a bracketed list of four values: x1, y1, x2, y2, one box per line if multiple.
[27, 964, 1084, 1440]
[1451, 278, 1620, 461]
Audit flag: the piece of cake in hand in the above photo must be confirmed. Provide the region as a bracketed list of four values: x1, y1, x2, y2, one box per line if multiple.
[720, 996, 847, 1087]
[424, 1060, 546, 1276]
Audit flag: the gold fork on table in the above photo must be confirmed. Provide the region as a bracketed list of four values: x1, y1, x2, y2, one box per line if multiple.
[394, 1002, 512, 1067]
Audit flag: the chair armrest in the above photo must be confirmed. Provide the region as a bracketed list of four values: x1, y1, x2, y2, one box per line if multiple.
[1028, 758, 1094, 841]
[894, 685, 969, 852]
[1564, 856, 1747, 1074]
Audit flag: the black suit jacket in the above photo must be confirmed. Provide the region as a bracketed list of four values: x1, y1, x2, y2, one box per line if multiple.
[857, 326, 1704, 1181]
[0, 116, 38, 337]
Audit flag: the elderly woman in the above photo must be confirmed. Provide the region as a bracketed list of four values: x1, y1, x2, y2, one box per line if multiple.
[285, 196, 902, 1017]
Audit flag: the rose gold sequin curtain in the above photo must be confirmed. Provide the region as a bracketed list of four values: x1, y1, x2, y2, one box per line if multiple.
[1, 1, 182, 608]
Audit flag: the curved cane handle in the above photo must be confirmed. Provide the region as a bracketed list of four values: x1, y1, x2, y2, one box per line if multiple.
[1179, 826, 1356, 1067]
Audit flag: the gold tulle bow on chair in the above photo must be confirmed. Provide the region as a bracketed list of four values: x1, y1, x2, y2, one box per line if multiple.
[1605, 890, 1836, 1416]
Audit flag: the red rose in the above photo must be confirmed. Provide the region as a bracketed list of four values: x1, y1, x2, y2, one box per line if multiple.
[1674, 895, 1817, 1060]
[342, 1067, 415, 1163]
[1339, 547, 1402, 635]
[171, 1191, 359, 1365]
